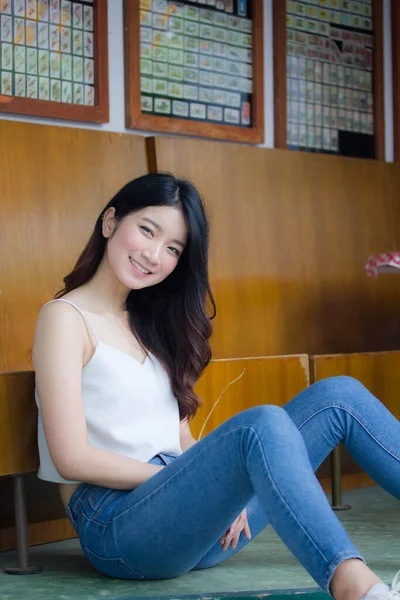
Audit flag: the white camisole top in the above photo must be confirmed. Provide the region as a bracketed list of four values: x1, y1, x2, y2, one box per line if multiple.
[35, 299, 183, 484]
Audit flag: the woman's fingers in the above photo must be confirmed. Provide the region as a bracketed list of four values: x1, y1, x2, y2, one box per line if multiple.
[230, 531, 241, 550]
[228, 519, 251, 550]
[223, 523, 241, 551]
[220, 510, 252, 551]
[244, 520, 251, 540]
[222, 527, 235, 550]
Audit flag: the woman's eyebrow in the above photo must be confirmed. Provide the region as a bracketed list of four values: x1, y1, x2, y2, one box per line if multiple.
[142, 218, 185, 248]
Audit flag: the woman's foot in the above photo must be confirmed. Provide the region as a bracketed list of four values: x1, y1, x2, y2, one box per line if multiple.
[330, 559, 383, 600]
[363, 572, 400, 600]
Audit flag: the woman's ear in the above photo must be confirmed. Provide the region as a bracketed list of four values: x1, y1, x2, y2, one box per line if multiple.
[102, 207, 117, 239]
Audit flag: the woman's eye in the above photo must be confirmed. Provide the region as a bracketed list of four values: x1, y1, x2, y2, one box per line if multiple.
[140, 226, 153, 236]
[169, 247, 180, 256]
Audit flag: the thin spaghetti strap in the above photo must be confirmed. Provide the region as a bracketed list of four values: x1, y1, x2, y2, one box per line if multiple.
[43, 299, 99, 345]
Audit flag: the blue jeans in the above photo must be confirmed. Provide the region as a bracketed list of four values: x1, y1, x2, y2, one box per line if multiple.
[66, 376, 400, 593]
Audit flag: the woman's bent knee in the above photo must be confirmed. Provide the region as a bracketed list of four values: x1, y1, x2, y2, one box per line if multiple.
[311, 376, 366, 396]
[242, 405, 297, 435]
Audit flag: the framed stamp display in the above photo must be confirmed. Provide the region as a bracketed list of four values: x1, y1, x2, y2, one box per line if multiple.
[0, 0, 109, 122]
[274, 0, 384, 159]
[124, 0, 264, 143]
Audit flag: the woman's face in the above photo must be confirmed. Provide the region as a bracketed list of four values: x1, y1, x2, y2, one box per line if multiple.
[103, 205, 188, 290]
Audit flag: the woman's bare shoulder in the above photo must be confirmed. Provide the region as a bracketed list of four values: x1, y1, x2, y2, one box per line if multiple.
[36, 298, 86, 334]
[56, 288, 100, 313]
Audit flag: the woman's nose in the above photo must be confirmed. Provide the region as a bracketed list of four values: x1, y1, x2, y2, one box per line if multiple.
[142, 244, 161, 265]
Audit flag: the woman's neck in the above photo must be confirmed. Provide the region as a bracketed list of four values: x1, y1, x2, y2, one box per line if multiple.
[81, 259, 130, 316]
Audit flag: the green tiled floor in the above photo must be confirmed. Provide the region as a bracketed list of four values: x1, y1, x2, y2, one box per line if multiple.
[0, 486, 398, 600]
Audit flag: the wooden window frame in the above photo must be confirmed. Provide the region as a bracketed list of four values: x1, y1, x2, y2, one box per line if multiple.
[0, 0, 109, 123]
[124, 0, 264, 143]
[273, 0, 385, 160]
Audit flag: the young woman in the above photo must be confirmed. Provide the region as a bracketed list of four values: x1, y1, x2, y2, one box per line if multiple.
[33, 173, 400, 600]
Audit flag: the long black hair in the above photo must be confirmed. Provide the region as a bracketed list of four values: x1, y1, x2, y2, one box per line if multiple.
[56, 173, 216, 420]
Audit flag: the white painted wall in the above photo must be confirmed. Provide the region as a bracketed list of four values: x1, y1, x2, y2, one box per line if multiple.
[0, 0, 394, 160]
[383, 0, 394, 162]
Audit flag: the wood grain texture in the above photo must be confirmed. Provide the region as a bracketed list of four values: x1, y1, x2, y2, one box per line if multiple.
[388, 160, 400, 249]
[319, 472, 375, 494]
[153, 136, 400, 358]
[0, 121, 148, 372]
[311, 351, 400, 419]
[0, 372, 38, 476]
[191, 355, 309, 438]
[0, 517, 76, 552]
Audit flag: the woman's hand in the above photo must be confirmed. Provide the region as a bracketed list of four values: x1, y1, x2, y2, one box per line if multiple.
[220, 508, 251, 551]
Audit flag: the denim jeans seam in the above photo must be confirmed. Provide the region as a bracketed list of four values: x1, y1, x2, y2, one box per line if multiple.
[322, 549, 365, 594]
[82, 513, 108, 527]
[66, 484, 90, 531]
[296, 404, 400, 461]
[250, 426, 330, 567]
[67, 483, 88, 516]
[84, 545, 146, 580]
[112, 425, 256, 523]
[88, 489, 120, 521]
[66, 506, 77, 531]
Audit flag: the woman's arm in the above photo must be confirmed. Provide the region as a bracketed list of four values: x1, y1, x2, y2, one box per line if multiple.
[58, 444, 164, 489]
[33, 303, 164, 490]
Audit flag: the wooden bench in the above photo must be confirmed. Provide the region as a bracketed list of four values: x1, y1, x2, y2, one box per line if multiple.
[311, 351, 400, 509]
[192, 355, 310, 438]
[1, 356, 310, 573]
[3, 351, 398, 572]
[192, 354, 348, 511]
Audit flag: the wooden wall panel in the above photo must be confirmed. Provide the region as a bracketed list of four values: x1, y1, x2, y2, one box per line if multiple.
[0, 120, 148, 373]
[191, 355, 309, 439]
[0, 372, 38, 477]
[1, 125, 398, 549]
[388, 162, 400, 249]
[311, 351, 400, 420]
[153, 137, 400, 358]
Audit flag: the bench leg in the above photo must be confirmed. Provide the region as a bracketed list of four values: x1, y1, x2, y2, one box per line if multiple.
[330, 446, 351, 511]
[4, 475, 43, 574]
